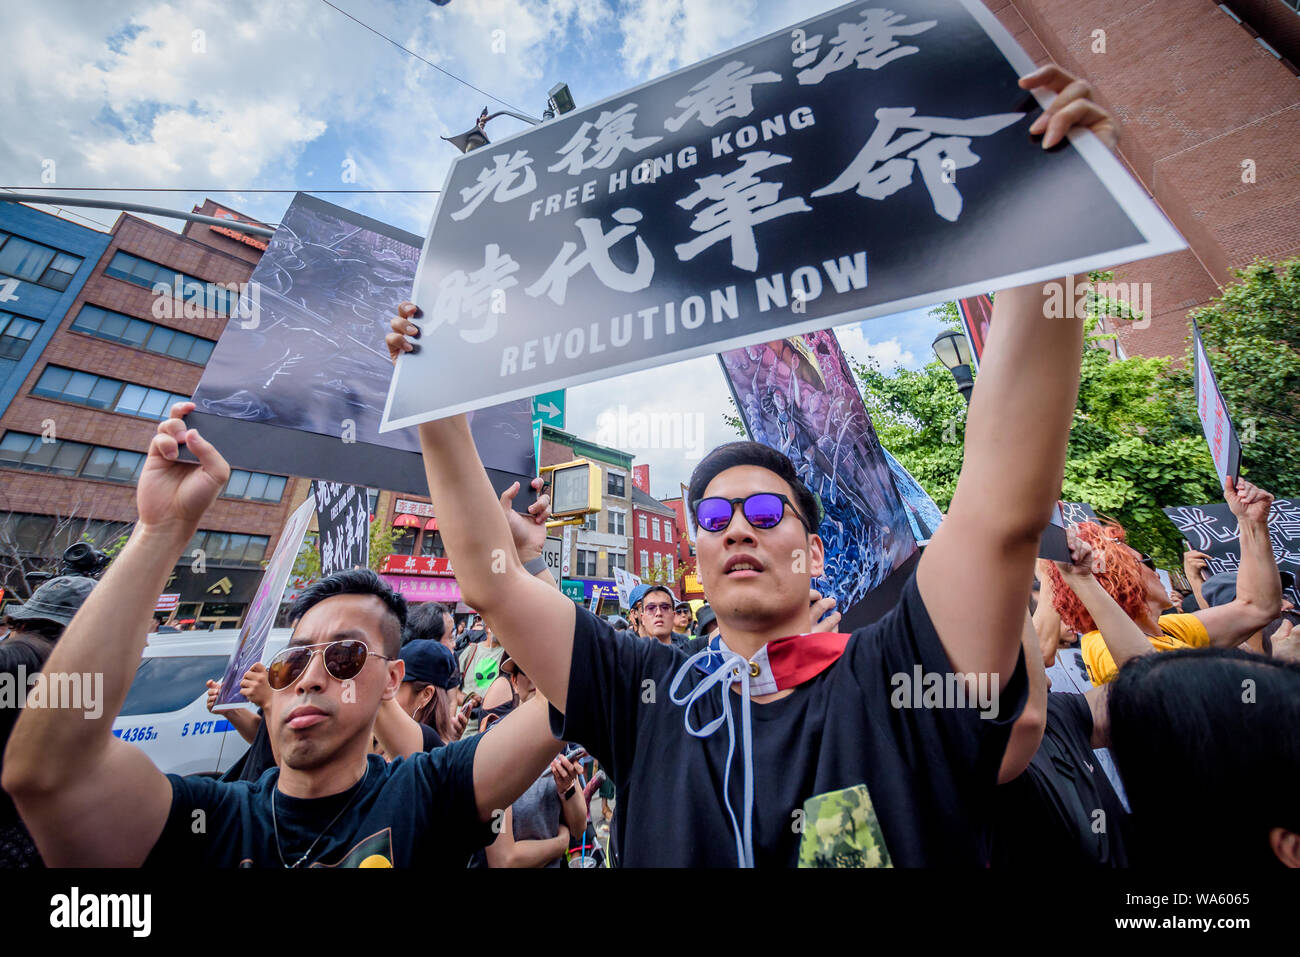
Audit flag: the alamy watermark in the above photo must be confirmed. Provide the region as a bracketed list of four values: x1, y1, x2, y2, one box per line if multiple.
[595, 404, 707, 460]
[889, 665, 1000, 719]
[0, 667, 103, 719]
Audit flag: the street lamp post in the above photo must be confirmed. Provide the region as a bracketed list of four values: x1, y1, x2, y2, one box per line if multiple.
[444, 83, 574, 153]
[931, 328, 975, 405]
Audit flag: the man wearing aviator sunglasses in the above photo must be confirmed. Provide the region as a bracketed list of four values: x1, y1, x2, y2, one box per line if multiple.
[5, 402, 566, 868]
[388, 63, 1127, 868]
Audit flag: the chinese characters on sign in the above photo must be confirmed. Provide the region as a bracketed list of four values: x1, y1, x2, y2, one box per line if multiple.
[312, 480, 370, 576]
[383, 0, 1184, 430]
[1164, 500, 1300, 607]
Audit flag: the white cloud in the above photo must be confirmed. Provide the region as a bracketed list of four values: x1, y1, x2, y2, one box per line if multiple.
[836, 323, 917, 372]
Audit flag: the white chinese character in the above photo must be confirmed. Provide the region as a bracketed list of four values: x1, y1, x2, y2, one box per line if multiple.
[794, 8, 937, 85]
[525, 208, 654, 305]
[1165, 506, 1239, 551]
[674, 151, 811, 273]
[428, 243, 520, 344]
[549, 102, 662, 175]
[663, 60, 782, 132]
[812, 107, 1020, 222]
[449, 150, 537, 221]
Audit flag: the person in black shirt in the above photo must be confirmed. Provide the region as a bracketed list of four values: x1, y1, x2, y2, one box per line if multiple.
[385, 65, 1111, 868]
[3, 402, 564, 867]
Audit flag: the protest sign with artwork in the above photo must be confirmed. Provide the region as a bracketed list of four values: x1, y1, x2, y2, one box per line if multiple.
[382, 0, 1182, 430]
[882, 449, 944, 545]
[719, 329, 917, 628]
[1163, 499, 1300, 608]
[187, 193, 534, 499]
[212, 494, 317, 710]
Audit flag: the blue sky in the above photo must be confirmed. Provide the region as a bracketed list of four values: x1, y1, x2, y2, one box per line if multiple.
[1, 0, 956, 494]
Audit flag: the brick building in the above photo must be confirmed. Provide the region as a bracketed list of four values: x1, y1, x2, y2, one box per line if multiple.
[0, 199, 301, 628]
[989, 0, 1300, 359]
[660, 495, 704, 602]
[630, 484, 677, 585]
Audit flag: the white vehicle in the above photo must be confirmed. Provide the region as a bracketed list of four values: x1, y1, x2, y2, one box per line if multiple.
[111, 628, 293, 777]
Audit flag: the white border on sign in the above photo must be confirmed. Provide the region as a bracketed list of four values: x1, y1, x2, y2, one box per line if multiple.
[381, 0, 1186, 433]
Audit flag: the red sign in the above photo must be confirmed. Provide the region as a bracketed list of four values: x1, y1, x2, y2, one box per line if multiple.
[957, 294, 993, 370]
[394, 498, 435, 517]
[155, 593, 181, 612]
[379, 555, 455, 577]
[208, 206, 270, 251]
[632, 464, 650, 494]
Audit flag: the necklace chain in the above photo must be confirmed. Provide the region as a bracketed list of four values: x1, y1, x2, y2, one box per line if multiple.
[272, 762, 370, 868]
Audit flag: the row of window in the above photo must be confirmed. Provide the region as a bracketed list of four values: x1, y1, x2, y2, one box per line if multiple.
[574, 548, 629, 578]
[0, 311, 42, 360]
[72, 304, 216, 365]
[104, 251, 240, 316]
[636, 513, 673, 543]
[639, 550, 674, 581]
[0, 512, 132, 558]
[390, 526, 445, 558]
[32, 364, 189, 420]
[185, 529, 269, 567]
[0, 431, 287, 502]
[0, 232, 83, 292]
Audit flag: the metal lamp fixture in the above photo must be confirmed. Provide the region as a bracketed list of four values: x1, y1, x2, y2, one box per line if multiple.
[931, 328, 975, 404]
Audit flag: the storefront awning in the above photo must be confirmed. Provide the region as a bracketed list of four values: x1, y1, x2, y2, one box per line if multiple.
[423, 517, 438, 531]
[393, 514, 421, 528]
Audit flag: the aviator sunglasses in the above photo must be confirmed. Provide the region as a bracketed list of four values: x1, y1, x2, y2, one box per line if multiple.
[694, 492, 811, 534]
[267, 639, 394, 690]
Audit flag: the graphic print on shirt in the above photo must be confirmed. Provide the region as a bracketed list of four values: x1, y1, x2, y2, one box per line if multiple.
[796, 783, 892, 868]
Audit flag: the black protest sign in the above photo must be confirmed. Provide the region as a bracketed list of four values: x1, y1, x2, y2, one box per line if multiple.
[311, 480, 369, 575]
[1164, 499, 1300, 607]
[1059, 501, 1098, 527]
[187, 193, 535, 501]
[382, 0, 1183, 430]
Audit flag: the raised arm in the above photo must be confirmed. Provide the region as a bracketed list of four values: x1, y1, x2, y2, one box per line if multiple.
[998, 609, 1049, 784]
[917, 68, 1114, 683]
[1191, 478, 1282, 646]
[1056, 527, 1154, 676]
[387, 308, 575, 710]
[3, 402, 230, 865]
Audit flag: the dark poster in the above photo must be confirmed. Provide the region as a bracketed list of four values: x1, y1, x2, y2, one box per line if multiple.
[1164, 499, 1300, 608]
[188, 192, 534, 499]
[311, 480, 369, 575]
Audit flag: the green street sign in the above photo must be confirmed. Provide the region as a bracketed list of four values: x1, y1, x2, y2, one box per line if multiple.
[531, 389, 565, 429]
[561, 580, 584, 601]
[532, 419, 542, 476]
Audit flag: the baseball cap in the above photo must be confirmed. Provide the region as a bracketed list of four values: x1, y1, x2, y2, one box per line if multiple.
[630, 583, 673, 609]
[1201, 570, 1296, 608]
[399, 639, 458, 689]
[674, 601, 692, 613]
[695, 604, 717, 636]
[6, 576, 96, 629]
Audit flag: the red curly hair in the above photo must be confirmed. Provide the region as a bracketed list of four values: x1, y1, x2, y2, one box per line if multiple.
[1046, 521, 1149, 633]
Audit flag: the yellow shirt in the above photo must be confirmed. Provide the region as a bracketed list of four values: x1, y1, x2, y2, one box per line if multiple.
[1081, 613, 1211, 685]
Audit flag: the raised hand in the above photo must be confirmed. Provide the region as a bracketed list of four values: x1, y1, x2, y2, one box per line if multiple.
[1225, 477, 1274, 526]
[386, 301, 419, 365]
[500, 477, 552, 562]
[808, 589, 840, 633]
[138, 401, 230, 538]
[1020, 64, 1117, 150]
[1056, 525, 1105, 582]
[239, 663, 271, 709]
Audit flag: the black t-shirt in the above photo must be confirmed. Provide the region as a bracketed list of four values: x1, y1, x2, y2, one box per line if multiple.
[419, 722, 445, 751]
[990, 691, 1128, 867]
[550, 573, 1027, 867]
[0, 635, 53, 828]
[145, 738, 492, 867]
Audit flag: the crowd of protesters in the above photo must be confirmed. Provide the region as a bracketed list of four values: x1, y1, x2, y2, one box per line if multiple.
[2, 64, 1298, 869]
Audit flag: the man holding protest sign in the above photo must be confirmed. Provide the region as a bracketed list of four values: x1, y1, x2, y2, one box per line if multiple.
[3, 403, 564, 867]
[387, 63, 1117, 867]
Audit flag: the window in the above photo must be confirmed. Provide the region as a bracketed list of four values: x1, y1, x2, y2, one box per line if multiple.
[666, 556, 674, 582]
[0, 431, 146, 483]
[582, 512, 598, 532]
[421, 531, 445, 558]
[576, 548, 598, 577]
[0, 233, 83, 291]
[664, 524, 673, 546]
[0, 312, 42, 360]
[0, 512, 131, 557]
[607, 471, 625, 497]
[187, 530, 268, 566]
[32, 365, 188, 419]
[638, 514, 647, 538]
[104, 251, 238, 316]
[610, 552, 626, 571]
[120, 655, 232, 716]
[608, 510, 626, 536]
[640, 550, 649, 577]
[72, 305, 216, 365]
[223, 469, 286, 503]
[652, 519, 660, 541]
[391, 526, 418, 556]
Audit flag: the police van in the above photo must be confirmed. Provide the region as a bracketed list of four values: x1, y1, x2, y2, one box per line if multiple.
[110, 628, 292, 777]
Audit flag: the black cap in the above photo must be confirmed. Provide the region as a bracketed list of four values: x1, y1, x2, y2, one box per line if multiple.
[675, 601, 692, 613]
[1202, 569, 1296, 607]
[695, 604, 717, 636]
[398, 639, 458, 689]
[6, 576, 96, 629]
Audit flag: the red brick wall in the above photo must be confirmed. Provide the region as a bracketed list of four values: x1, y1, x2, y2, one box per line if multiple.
[994, 1, 1300, 359]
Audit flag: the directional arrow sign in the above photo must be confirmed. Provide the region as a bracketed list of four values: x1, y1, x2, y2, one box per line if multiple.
[531, 389, 565, 429]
